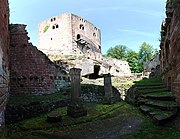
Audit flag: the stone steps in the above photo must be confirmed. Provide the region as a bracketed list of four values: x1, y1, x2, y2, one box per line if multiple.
[137, 88, 169, 94]
[135, 85, 165, 90]
[135, 83, 164, 87]
[140, 91, 175, 101]
[139, 105, 179, 125]
[137, 98, 178, 110]
[131, 78, 179, 125]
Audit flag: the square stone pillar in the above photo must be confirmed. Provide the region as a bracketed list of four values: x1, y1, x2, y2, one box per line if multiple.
[67, 68, 87, 118]
[104, 73, 114, 104]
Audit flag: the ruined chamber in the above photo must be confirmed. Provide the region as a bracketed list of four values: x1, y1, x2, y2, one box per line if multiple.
[38, 13, 131, 78]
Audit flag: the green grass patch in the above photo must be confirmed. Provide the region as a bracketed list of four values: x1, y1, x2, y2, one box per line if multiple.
[145, 99, 178, 108]
[17, 102, 124, 130]
[142, 91, 174, 98]
[134, 77, 162, 85]
[8, 91, 69, 106]
[122, 115, 180, 139]
[138, 88, 168, 94]
[5, 102, 137, 139]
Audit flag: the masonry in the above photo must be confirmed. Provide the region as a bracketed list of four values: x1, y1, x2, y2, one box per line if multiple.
[38, 13, 132, 78]
[38, 13, 101, 60]
[0, 0, 9, 127]
[160, 0, 180, 104]
[9, 24, 68, 94]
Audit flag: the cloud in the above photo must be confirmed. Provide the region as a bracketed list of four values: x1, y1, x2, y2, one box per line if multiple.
[82, 6, 124, 12]
[82, 6, 164, 17]
[118, 29, 158, 38]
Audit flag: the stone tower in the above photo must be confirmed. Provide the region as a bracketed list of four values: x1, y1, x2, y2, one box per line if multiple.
[38, 13, 101, 60]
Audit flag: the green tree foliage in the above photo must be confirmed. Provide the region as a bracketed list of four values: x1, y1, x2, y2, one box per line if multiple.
[105, 42, 156, 73]
[139, 42, 154, 63]
[106, 45, 127, 60]
[126, 50, 141, 73]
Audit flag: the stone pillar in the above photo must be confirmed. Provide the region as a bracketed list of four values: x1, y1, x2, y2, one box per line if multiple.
[67, 68, 87, 118]
[104, 73, 113, 104]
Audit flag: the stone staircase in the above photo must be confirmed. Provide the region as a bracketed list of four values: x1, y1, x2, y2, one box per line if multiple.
[132, 78, 179, 125]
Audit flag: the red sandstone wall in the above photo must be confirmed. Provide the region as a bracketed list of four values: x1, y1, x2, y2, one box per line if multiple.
[160, 1, 180, 104]
[0, 0, 9, 127]
[9, 24, 57, 94]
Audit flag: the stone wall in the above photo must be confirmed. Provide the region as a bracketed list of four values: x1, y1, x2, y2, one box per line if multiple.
[160, 0, 180, 104]
[38, 13, 102, 60]
[38, 13, 73, 55]
[144, 53, 160, 78]
[0, 0, 9, 128]
[9, 24, 68, 94]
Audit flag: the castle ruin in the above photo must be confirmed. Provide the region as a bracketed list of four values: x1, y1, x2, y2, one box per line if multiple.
[38, 13, 131, 78]
[38, 13, 102, 60]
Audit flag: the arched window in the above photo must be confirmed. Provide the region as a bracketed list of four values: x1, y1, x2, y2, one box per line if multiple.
[52, 24, 59, 29]
[93, 33, 96, 37]
[79, 24, 84, 30]
[77, 34, 81, 40]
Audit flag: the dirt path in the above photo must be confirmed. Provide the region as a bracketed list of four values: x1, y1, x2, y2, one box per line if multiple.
[51, 115, 143, 139]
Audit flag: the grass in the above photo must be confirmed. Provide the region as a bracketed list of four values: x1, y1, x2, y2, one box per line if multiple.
[142, 91, 174, 97]
[145, 99, 178, 107]
[7, 89, 70, 106]
[140, 105, 175, 117]
[15, 102, 124, 130]
[4, 102, 132, 139]
[134, 77, 162, 85]
[138, 88, 167, 93]
[2, 77, 180, 138]
[122, 116, 180, 139]
[2, 101, 180, 139]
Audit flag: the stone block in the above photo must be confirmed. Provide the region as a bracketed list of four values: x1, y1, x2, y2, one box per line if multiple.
[67, 102, 87, 118]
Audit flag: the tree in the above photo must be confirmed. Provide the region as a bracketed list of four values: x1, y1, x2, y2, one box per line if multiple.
[139, 42, 154, 63]
[104, 42, 155, 73]
[106, 45, 128, 60]
[126, 50, 141, 73]
[138, 42, 154, 72]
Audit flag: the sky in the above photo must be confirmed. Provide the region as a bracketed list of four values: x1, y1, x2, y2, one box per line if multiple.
[9, 0, 166, 54]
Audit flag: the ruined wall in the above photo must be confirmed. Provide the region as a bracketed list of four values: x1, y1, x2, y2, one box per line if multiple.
[38, 13, 102, 60]
[160, 0, 180, 103]
[71, 14, 102, 60]
[38, 13, 73, 55]
[0, 0, 9, 128]
[144, 53, 160, 78]
[9, 24, 59, 94]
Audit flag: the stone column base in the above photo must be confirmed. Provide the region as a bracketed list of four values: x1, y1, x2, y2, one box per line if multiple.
[103, 97, 115, 105]
[67, 102, 87, 118]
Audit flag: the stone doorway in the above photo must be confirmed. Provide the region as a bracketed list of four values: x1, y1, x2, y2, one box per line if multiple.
[84, 65, 102, 79]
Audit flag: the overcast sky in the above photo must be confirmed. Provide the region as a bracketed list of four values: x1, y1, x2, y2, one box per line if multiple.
[9, 0, 166, 54]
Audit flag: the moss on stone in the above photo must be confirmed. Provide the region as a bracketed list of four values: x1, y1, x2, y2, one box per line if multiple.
[43, 25, 50, 33]
[7, 92, 68, 106]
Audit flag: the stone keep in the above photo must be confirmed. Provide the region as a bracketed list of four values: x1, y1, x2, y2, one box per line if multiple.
[38, 13, 101, 60]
